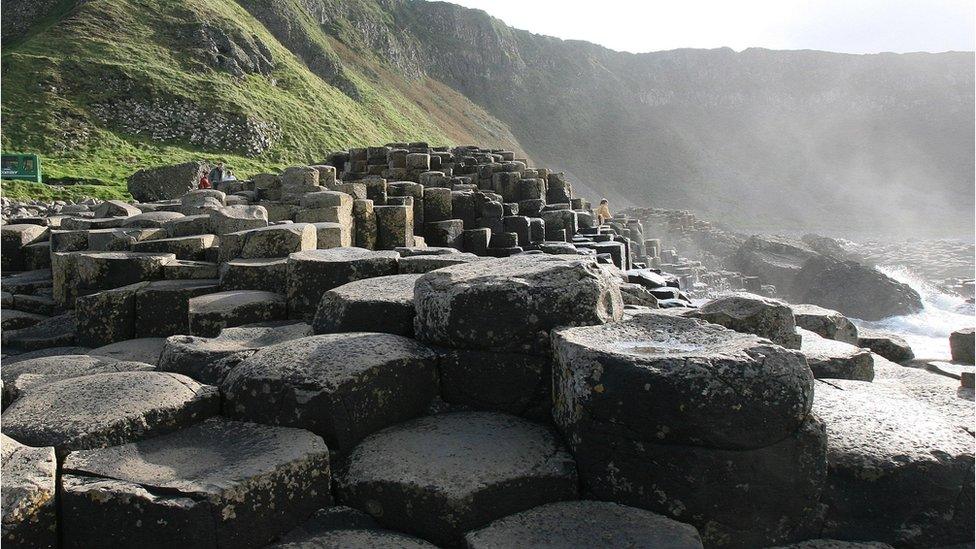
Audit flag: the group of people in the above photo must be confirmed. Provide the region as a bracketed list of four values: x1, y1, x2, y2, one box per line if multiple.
[198, 162, 228, 189]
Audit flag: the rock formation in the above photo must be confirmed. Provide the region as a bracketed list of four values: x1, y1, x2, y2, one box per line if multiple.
[1, 145, 972, 548]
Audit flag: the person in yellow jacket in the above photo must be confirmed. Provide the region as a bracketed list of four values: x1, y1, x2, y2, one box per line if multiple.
[596, 198, 612, 225]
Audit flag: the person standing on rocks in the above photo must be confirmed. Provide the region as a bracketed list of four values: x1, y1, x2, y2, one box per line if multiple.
[208, 162, 225, 187]
[597, 198, 612, 225]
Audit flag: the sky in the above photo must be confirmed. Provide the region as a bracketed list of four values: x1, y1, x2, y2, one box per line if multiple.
[448, 0, 976, 54]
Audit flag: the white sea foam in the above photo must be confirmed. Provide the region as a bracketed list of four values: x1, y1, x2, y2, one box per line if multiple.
[853, 265, 975, 360]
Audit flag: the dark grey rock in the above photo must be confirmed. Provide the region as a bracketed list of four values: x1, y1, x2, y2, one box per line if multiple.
[814, 379, 974, 547]
[187, 290, 287, 337]
[121, 211, 186, 228]
[88, 337, 168, 365]
[950, 327, 975, 364]
[799, 328, 874, 381]
[0, 311, 76, 351]
[792, 256, 923, 321]
[127, 161, 208, 202]
[1, 346, 91, 364]
[273, 529, 437, 548]
[856, 328, 915, 363]
[276, 506, 379, 544]
[552, 312, 823, 547]
[770, 541, 894, 549]
[414, 255, 622, 355]
[53, 251, 174, 307]
[219, 257, 288, 294]
[553, 312, 813, 449]
[0, 309, 47, 331]
[1, 434, 57, 549]
[337, 411, 578, 546]
[1, 371, 218, 455]
[0, 354, 154, 408]
[223, 333, 438, 455]
[134, 279, 220, 337]
[397, 253, 482, 274]
[689, 292, 801, 349]
[791, 303, 859, 345]
[312, 274, 420, 336]
[157, 321, 312, 385]
[287, 248, 399, 322]
[464, 500, 703, 549]
[61, 418, 331, 549]
[438, 348, 551, 421]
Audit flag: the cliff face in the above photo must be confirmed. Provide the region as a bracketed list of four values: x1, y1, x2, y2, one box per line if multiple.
[2, 0, 973, 235]
[361, 0, 975, 235]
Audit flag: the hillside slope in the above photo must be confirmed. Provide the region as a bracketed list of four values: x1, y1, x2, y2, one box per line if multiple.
[0, 0, 522, 197]
[2, 0, 972, 235]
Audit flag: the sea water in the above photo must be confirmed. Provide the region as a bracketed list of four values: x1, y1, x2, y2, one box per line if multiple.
[853, 265, 975, 361]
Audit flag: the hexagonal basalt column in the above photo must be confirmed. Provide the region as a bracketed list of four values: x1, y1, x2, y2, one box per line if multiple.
[337, 411, 578, 546]
[1, 371, 218, 455]
[312, 274, 421, 337]
[551, 312, 824, 547]
[1, 434, 57, 549]
[465, 501, 703, 549]
[287, 248, 399, 323]
[413, 255, 622, 355]
[222, 333, 438, 455]
[60, 418, 331, 549]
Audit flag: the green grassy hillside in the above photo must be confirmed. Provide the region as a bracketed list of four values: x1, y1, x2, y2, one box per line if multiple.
[0, 0, 521, 198]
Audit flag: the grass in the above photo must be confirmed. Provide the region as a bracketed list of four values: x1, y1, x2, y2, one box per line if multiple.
[0, 0, 516, 200]
[1, 179, 127, 201]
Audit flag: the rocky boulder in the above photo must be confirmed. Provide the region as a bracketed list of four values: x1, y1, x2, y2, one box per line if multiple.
[689, 292, 801, 348]
[465, 501, 704, 549]
[551, 312, 823, 547]
[729, 235, 818, 292]
[950, 327, 974, 364]
[791, 303, 859, 345]
[798, 328, 875, 381]
[414, 255, 622, 355]
[337, 411, 578, 546]
[223, 333, 438, 455]
[792, 256, 923, 320]
[127, 161, 209, 202]
[1, 434, 57, 549]
[61, 418, 331, 548]
[813, 379, 974, 547]
[857, 329, 914, 363]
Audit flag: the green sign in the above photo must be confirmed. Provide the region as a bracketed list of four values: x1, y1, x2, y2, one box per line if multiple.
[1, 153, 42, 183]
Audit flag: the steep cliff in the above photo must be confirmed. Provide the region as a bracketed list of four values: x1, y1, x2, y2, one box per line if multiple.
[2, 0, 972, 234]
